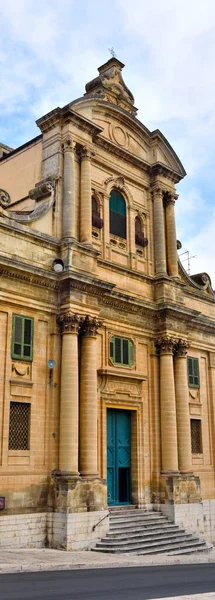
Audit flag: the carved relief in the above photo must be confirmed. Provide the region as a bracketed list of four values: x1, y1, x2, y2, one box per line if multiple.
[62, 136, 76, 153]
[80, 146, 95, 161]
[12, 362, 31, 379]
[111, 126, 127, 147]
[29, 178, 55, 200]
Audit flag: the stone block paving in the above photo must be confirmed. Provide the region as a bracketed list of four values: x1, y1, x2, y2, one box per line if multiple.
[1, 547, 215, 574]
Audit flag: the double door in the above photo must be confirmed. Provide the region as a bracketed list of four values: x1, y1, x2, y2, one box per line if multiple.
[107, 409, 131, 505]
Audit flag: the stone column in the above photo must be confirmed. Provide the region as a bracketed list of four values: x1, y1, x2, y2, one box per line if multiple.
[165, 193, 178, 277]
[80, 316, 101, 477]
[80, 147, 95, 245]
[155, 337, 178, 472]
[62, 136, 76, 239]
[153, 187, 167, 275]
[57, 313, 80, 475]
[174, 339, 192, 473]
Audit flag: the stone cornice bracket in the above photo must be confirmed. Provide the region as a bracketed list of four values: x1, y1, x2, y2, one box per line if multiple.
[155, 337, 177, 355]
[80, 314, 103, 337]
[80, 146, 95, 161]
[62, 136, 76, 154]
[175, 339, 190, 357]
[56, 312, 81, 334]
[0, 189, 11, 207]
[29, 178, 55, 201]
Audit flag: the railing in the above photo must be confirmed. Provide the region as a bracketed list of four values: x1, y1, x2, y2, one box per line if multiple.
[92, 511, 110, 531]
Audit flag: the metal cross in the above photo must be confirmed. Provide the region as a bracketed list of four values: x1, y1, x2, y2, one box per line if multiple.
[108, 47, 117, 58]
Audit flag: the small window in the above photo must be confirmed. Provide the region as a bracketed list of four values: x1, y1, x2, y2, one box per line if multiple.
[191, 419, 202, 454]
[109, 190, 126, 239]
[187, 357, 200, 387]
[110, 336, 134, 367]
[9, 402, 31, 450]
[11, 314, 34, 361]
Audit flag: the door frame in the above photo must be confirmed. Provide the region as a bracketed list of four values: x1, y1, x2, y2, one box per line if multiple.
[101, 398, 144, 508]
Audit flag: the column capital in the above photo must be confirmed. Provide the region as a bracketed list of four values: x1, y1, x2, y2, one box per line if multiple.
[56, 312, 81, 334]
[62, 136, 76, 153]
[80, 145, 95, 161]
[80, 314, 103, 337]
[175, 338, 190, 357]
[151, 186, 163, 199]
[155, 337, 177, 355]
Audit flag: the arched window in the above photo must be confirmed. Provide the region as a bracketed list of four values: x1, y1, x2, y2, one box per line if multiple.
[92, 196, 103, 229]
[135, 216, 148, 247]
[109, 190, 126, 239]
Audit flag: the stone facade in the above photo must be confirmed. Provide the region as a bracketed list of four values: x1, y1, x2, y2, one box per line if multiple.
[0, 57, 215, 548]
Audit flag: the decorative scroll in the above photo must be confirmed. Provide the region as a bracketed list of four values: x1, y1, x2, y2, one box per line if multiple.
[0, 189, 11, 207]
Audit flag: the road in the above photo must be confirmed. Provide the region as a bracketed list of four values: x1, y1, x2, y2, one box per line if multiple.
[1, 564, 215, 599]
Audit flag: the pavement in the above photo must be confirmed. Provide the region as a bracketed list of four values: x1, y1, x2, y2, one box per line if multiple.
[1, 546, 215, 574]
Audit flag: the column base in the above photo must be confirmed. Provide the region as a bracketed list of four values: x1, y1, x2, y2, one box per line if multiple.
[51, 470, 107, 513]
[160, 472, 201, 505]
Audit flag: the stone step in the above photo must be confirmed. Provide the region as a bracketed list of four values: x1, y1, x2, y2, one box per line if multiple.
[102, 531, 189, 545]
[110, 515, 169, 525]
[93, 538, 206, 554]
[96, 533, 196, 551]
[92, 508, 211, 556]
[107, 525, 181, 538]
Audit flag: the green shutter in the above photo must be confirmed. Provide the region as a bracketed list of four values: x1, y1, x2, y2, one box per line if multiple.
[12, 315, 34, 361]
[187, 357, 199, 388]
[110, 336, 134, 367]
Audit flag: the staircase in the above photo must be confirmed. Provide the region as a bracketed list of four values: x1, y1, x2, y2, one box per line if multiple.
[93, 507, 213, 555]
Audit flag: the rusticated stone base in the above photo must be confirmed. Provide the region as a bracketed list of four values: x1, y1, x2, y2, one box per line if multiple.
[47, 510, 109, 550]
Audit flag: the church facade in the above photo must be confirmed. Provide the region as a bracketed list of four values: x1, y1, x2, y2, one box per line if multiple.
[0, 58, 215, 550]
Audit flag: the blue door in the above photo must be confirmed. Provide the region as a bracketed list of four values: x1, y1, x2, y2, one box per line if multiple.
[107, 409, 131, 506]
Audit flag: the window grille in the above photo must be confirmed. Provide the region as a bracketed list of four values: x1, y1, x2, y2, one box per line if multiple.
[11, 314, 34, 361]
[191, 419, 202, 454]
[9, 402, 30, 450]
[187, 356, 200, 387]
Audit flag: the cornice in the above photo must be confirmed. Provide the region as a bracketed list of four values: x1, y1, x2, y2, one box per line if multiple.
[0, 259, 59, 291]
[97, 368, 147, 381]
[36, 105, 103, 137]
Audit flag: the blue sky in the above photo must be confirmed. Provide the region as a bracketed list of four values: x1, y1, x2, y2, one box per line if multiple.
[1, 0, 215, 283]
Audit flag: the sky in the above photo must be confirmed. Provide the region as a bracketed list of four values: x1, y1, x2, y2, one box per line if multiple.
[1, 0, 215, 284]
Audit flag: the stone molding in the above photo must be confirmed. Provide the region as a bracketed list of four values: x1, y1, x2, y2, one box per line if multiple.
[56, 312, 81, 334]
